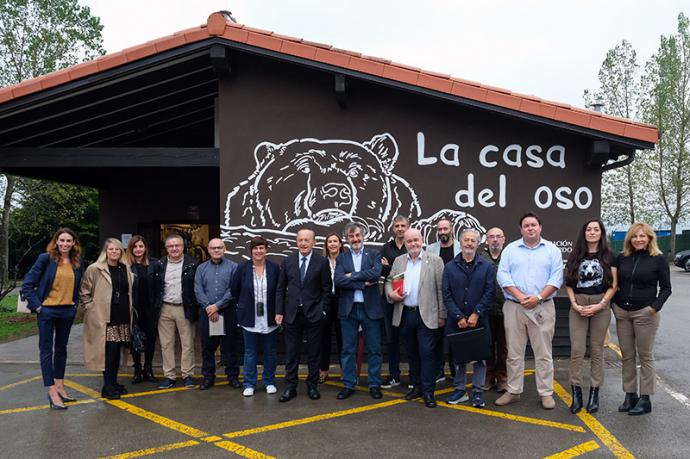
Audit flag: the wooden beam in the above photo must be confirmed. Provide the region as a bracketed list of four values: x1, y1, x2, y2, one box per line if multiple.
[0, 148, 218, 167]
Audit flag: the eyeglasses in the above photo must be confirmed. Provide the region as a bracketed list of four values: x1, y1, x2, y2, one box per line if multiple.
[209, 246, 225, 250]
[166, 244, 183, 248]
[486, 235, 504, 240]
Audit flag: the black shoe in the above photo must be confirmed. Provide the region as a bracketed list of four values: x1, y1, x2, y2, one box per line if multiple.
[158, 378, 176, 389]
[59, 393, 76, 403]
[369, 387, 383, 399]
[143, 365, 158, 382]
[115, 383, 128, 395]
[337, 388, 356, 400]
[628, 395, 652, 415]
[227, 377, 242, 389]
[308, 387, 321, 400]
[570, 385, 583, 414]
[435, 371, 446, 384]
[618, 392, 639, 412]
[279, 389, 297, 403]
[423, 393, 437, 408]
[199, 379, 215, 391]
[132, 367, 143, 384]
[404, 387, 423, 400]
[586, 387, 600, 414]
[101, 386, 121, 400]
[48, 394, 67, 410]
[381, 376, 400, 389]
[183, 376, 196, 388]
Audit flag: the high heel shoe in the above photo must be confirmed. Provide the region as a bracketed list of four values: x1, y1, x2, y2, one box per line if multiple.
[59, 393, 76, 403]
[48, 395, 68, 410]
[569, 385, 583, 414]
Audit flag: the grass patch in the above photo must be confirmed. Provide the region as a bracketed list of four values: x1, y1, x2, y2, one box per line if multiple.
[0, 294, 37, 342]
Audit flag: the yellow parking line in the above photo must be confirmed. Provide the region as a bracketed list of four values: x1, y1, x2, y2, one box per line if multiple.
[107, 399, 210, 438]
[63, 379, 102, 398]
[543, 440, 600, 458]
[438, 402, 586, 432]
[224, 398, 407, 438]
[121, 386, 191, 398]
[320, 380, 401, 398]
[214, 440, 276, 458]
[0, 399, 96, 415]
[0, 375, 42, 392]
[99, 440, 200, 459]
[608, 343, 623, 358]
[553, 381, 634, 459]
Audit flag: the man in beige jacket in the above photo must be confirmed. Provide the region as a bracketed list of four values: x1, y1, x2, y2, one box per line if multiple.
[385, 228, 446, 408]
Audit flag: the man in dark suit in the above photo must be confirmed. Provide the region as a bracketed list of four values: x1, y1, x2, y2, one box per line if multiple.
[276, 229, 332, 402]
[334, 222, 384, 400]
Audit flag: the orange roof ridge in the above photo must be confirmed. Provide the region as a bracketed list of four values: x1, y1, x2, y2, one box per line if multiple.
[0, 11, 657, 144]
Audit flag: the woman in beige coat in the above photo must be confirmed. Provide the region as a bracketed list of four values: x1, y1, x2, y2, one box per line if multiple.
[80, 238, 135, 400]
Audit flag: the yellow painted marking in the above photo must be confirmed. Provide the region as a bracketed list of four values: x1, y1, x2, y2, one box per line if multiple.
[63, 379, 102, 398]
[320, 380, 401, 398]
[0, 375, 42, 392]
[99, 440, 200, 459]
[0, 399, 95, 415]
[543, 440, 601, 459]
[202, 436, 222, 442]
[608, 343, 623, 358]
[553, 381, 634, 458]
[224, 398, 407, 438]
[121, 386, 191, 398]
[438, 401, 586, 432]
[214, 440, 276, 458]
[107, 399, 210, 438]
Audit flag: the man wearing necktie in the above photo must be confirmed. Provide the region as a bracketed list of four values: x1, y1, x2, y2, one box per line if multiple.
[276, 229, 332, 402]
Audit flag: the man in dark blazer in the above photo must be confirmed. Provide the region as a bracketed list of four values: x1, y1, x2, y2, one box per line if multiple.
[276, 229, 332, 402]
[334, 222, 384, 400]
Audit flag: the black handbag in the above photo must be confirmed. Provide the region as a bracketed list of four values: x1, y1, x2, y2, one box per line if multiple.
[130, 309, 147, 352]
[448, 326, 491, 364]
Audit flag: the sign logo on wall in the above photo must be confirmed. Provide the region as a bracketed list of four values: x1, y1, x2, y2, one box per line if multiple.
[221, 133, 484, 257]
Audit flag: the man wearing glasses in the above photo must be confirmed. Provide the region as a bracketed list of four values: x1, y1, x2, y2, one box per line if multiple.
[483, 227, 508, 393]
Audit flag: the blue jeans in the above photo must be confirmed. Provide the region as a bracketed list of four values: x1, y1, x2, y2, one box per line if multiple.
[400, 308, 437, 395]
[37, 306, 76, 387]
[341, 303, 382, 389]
[453, 360, 487, 392]
[242, 329, 277, 389]
[382, 298, 401, 379]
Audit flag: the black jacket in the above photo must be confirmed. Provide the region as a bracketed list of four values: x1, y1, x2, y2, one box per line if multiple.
[151, 254, 199, 322]
[379, 238, 407, 279]
[614, 250, 671, 312]
[276, 252, 332, 324]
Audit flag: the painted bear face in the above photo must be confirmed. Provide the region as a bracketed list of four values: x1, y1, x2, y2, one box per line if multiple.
[577, 258, 603, 288]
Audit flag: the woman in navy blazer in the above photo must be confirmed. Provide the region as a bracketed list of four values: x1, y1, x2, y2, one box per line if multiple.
[230, 236, 280, 396]
[21, 228, 84, 410]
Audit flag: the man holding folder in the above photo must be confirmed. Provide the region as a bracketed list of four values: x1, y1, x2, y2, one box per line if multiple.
[385, 228, 445, 408]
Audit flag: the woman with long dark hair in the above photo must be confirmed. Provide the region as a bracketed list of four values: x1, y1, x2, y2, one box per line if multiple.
[564, 219, 616, 414]
[613, 222, 671, 416]
[318, 232, 344, 383]
[126, 235, 158, 383]
[22, 228, 84, 410]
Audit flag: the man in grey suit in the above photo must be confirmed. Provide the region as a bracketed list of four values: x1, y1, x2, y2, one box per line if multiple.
[385, 228, 446, 408]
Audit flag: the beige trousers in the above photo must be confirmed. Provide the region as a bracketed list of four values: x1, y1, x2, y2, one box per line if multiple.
[569, 293, 611, 387]
[158, 303, 195, 379]
[503, 299, 555, 396]
[613, 304, 660, 395]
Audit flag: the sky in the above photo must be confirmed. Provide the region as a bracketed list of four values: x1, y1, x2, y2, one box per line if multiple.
[81, 0, 689, 109]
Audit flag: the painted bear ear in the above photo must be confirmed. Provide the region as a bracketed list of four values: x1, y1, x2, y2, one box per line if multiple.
[254, 142, 277, 169]
[364, 133, 399, 172]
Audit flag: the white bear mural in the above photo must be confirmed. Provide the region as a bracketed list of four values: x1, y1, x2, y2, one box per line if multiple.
[221, 133, 485, 258]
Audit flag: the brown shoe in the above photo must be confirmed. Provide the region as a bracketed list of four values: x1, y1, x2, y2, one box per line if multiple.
[496, 381, 508, 393]
[495, 392, 520, 406]
[541, 395, 556, 410]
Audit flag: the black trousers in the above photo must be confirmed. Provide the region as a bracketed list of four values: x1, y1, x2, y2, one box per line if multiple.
[284, 308, 322, 390]
[131, 308, 157, 370]
[198, 309, 240, 379]
[319, 300, 342, 372]
[104, 341, 124, 389]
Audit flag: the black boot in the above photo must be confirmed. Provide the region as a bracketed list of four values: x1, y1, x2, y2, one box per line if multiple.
[569, 385, 583, 414]
[131, 365, 143, 384]
[586, 387, 599, 413]
[628, 395, 652, 415]
[143, 364, 158, 382]
[618, 392, 639, 412]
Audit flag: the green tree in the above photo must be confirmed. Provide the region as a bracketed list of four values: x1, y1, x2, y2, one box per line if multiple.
[0, 0, 103, 293]
[641, 13, 690, 257]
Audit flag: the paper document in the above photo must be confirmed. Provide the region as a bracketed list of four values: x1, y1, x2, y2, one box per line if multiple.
[209, 314, 225, 336]
[522, 305, 545, 326]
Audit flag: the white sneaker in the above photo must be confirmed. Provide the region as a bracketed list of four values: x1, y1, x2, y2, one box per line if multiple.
[243, 387, 254, 397]
[266, 385, 277, 394]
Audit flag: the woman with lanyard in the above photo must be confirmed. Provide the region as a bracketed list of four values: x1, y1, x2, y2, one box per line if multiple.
[80, 238, 135, 400]
[231, 236, 280, 397]
[22, 228, 84, 410]
[318, 232, 344, 383]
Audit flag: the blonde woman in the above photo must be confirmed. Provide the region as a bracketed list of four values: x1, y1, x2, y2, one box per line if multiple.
[80, 238, 135, 400]
[613, 223, 671, 416]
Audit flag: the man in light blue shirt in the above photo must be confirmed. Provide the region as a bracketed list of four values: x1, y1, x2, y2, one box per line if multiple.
[495, 212, 563, 410]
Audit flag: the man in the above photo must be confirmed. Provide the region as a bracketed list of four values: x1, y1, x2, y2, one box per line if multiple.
[335, 222, 383, 400]
[496, 212, 563, 410]
[426, 218, 460, 382]
[385, 229, 445, 408]
[443, 229, 495, 408]
[153, 234, 199, 389]
[483, 227, 508, 392]
[275, 229, 332, 402]
[379, 215, 409, 389]
[194, 238, 240, 391]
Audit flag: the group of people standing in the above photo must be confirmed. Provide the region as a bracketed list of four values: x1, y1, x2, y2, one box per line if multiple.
[21, 213, 671, 416]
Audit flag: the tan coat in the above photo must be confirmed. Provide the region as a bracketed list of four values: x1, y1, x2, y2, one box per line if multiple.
[384, 251, 446, 329]
[79, 262, 134, 371]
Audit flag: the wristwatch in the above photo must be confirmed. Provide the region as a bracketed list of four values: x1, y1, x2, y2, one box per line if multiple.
[537, 294, 544, 305]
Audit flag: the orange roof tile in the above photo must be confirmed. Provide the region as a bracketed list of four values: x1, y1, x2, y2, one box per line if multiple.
[0, 11, 658, 145]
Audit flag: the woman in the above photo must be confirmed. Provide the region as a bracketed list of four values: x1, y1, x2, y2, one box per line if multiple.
[231, 236, 280, 397]
[80, 238, 135, 400]
[126, 235, 158, 384]
[613, 222, 671, 416]
[22, 228, 84, 410]
[318, 232, 344, 383]
[565, 219, 616, 414]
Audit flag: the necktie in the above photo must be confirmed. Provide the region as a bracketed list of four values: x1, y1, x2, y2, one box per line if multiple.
[299, 256, 307, 283]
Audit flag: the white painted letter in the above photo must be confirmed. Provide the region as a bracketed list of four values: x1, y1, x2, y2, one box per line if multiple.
[499, 174, 506, 207]
[575, 187, 593, 209]
[479, 145, 499, 168]
[503, 144, 522, 167]
[525, 145, 544, 168]
[534, 186, 552, 209]
[454, 173, 475, 208]
[440, 144, 460, 167]
[417, 132, 437, 166]
[555, 187, 574, 209]
[546, 145, 566, 168]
